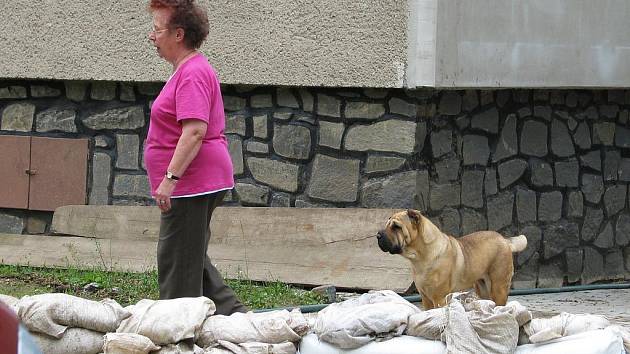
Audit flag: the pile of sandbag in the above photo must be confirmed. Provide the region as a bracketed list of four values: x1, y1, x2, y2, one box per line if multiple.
[2, 290, 629, 354]
[15, 293, 131, 354]
[301, 290, 630, 354]
[0, 292, 309, 354]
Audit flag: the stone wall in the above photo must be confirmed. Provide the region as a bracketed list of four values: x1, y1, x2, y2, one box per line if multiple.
[1, 80, 629, 287]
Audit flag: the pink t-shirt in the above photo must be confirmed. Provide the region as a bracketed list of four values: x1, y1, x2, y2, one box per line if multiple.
[144, 53, 234, 197]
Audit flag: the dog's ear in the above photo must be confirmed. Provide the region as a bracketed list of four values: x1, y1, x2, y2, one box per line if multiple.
[407, 209, 422, 224]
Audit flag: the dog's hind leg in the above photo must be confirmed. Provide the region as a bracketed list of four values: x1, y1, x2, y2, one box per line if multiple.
[488, 263, 513, 306]
[490, 283, 509, 306]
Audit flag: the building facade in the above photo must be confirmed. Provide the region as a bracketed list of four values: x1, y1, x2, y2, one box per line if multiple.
[0, 0, 629, 287]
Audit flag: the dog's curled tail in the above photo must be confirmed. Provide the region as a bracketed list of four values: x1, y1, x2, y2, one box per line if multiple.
[508, 235, 528, 253]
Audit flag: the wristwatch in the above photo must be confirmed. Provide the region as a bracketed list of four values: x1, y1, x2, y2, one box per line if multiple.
[165, 171, 180, 181]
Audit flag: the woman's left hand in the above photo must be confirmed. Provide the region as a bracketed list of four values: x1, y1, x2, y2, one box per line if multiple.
[154, 177, 177, 212]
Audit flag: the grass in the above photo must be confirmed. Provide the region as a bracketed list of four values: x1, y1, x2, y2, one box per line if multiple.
[0, 264, 324, 309]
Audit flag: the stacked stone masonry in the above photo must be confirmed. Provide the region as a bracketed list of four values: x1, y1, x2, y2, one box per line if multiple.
[1, 81, 630, 287]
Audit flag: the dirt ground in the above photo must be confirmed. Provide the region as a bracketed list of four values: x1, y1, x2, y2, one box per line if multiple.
[510, 288, 630, 327]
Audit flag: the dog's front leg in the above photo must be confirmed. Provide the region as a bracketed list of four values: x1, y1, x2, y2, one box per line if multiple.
[433, 296, 448, 308]
[424, 288, 450, 309]
[419, 290, 435, 310]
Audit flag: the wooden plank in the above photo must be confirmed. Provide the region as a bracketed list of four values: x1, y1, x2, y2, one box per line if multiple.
[51, 205, 161, 241]
[0, 232, 412, 292]
[210, 207, 400, 245]
[46, 206, 413, 290]
[207, 235, 411, 290]
[51, 206, 400, 244]
[0, 233, 156, 272]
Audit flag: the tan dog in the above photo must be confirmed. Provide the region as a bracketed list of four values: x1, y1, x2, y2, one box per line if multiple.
[377, 209, 527, 309]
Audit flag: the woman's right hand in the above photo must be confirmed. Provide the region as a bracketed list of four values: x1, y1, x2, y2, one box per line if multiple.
[154, 177, 177, 212]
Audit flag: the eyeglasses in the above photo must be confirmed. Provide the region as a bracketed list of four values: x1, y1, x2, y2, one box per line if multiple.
[149, 26, 170, 35]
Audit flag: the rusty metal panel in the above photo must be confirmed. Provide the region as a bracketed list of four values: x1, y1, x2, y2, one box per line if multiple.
[0, 135, 30, 209]
[29, 137, 89, 211]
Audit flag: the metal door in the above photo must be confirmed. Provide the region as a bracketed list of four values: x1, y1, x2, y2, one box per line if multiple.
[0, 135, 30, 209]
[28, 137, 88, 211]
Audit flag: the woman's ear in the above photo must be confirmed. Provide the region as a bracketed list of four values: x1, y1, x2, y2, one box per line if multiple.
[175, 28, 185, 41]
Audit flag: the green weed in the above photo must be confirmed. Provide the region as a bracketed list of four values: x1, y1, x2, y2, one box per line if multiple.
[0, 265, 324, 309]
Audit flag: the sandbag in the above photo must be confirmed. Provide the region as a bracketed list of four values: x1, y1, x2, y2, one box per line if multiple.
[18, 293, 130, 338]
[30, 328, 104, 354]
[206, 340, 296, 354]
[412, 292, 528, 353]
[0, 293, 19, 312]
[443, 293, 521, 354]
[313, 290, 420, 349]
[154, 341, 205, 353]
[298, 333, 446, 354]
[0, 293, 19, 306]
[406, 308, 447, 340]
[197, 309, 307, 347]
[514, 328, 626, 354]
[614, 325, 630, 352]
[523, 312, 611, 344]
[117, 297, 215, 345]
[103, 332, 161, 354]
[502, 301, 532, 327]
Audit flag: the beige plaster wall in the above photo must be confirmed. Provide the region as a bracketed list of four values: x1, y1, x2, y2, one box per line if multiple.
[0, 0, 408, 87]
[5, 0, 627, 89]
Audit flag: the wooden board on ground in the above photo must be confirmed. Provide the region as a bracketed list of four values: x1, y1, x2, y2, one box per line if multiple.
[0, 233, 156, 272]
[51, 205, 162, 241]
[10, 206, 413, 291]
[52, 205, 398, 244]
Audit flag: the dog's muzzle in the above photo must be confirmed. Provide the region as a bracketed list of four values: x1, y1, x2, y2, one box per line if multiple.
[377, 230, 402, 254]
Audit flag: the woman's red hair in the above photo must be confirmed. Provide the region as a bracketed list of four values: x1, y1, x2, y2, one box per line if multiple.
[148, 0, 209, 49]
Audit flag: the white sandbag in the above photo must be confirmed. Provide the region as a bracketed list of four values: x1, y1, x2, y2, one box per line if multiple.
[0, 293, 19, 312]
[197, 309, 307, 347]
[18, 293, 130, 338]
[406, 308, 447, 340]
[206, 340, 296, 354]
[0, 293, 19, 306]
[514, 328, 626, 354]
[30, 328, 104, 354]
[456, 293, 531, 327]
[103, 332, 161, 354]
[313, 290, 420, 349]
[117, 297, 215, 345]
[611, 325, 630, 352]
[502, 301, 532, 327]
[154, 341, 205, 353]
[298, 333, 446, 354]
[402, 291, 534, 353]
[523, 312, 611, 343]
[442, 292, 520, 354]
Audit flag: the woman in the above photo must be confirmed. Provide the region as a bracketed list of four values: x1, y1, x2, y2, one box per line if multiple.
[145, 0, 247, 315]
